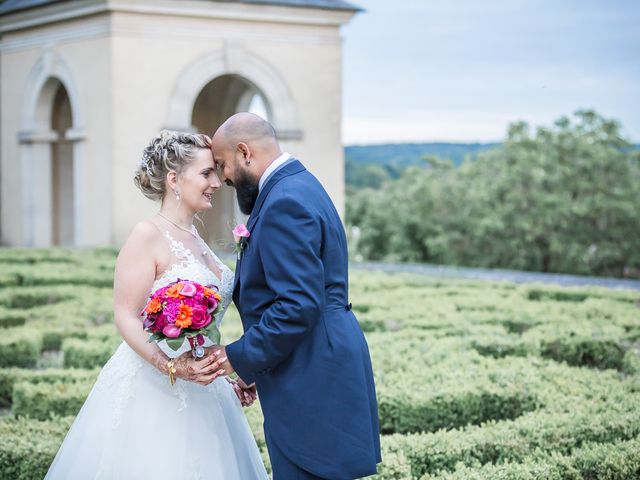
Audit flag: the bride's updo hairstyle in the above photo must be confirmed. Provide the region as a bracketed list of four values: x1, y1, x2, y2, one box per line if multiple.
[134, 130, 211, 201]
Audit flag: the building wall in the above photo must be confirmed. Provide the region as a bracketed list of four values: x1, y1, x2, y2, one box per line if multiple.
[1, 1, 353, 247]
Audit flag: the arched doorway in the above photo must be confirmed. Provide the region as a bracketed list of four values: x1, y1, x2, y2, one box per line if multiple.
[51, 83, 74, 245]
[190, 74, 271, 251]
[20, 76, 77, 246]
[19, 50, 85, 247]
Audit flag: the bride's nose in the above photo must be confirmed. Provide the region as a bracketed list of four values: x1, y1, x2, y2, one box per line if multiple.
[210, 171, 222, 190]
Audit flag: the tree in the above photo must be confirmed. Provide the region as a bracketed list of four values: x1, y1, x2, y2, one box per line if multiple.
[346, 110, 640, 277]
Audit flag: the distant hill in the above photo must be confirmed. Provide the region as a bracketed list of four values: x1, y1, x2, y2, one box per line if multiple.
[343, 142, 639, 189]
[344, 142, 501, 168]
[344, 142, 500, 188]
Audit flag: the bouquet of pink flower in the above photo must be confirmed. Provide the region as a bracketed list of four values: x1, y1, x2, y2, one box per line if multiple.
[141, 279, 222, 358]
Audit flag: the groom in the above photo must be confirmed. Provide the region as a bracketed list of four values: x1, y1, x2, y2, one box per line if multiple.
[210, 113, 381, 479]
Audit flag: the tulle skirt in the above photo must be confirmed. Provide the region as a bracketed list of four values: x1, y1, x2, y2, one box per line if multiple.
[45, 342, 269, 480]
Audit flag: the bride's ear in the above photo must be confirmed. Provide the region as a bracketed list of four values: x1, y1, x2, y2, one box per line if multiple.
[166, 170, 178, 191]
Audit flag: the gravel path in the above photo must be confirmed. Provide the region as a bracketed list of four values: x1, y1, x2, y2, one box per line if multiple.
[352, 261, 640, 290]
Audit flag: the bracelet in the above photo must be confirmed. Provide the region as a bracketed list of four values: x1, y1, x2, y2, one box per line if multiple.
[167, 360, 176, 386]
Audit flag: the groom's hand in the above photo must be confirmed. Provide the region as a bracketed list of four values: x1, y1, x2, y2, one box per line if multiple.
[237, 378, 257, 406]
[226, 378, 257, 407]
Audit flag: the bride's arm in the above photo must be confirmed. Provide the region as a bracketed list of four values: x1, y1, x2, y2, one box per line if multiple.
[113, 222, 225, 385]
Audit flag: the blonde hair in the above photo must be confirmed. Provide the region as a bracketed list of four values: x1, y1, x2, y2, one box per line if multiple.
[134, 130, 211, 201]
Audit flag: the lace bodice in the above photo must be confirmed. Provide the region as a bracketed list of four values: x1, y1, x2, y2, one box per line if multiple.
[151, 230, 234, 357]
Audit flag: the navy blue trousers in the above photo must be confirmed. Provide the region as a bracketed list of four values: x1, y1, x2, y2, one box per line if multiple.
[266, 431, 329, 480]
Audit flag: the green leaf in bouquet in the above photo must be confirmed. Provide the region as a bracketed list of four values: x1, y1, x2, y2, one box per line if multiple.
[147, 332, 163, 343]
[204, 325, 221, 345]
[166, 337, 184, 351]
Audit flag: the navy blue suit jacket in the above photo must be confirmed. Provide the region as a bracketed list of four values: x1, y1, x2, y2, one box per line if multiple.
[226, 159, 381, 479]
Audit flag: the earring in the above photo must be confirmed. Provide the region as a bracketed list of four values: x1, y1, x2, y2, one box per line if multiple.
[246, 161, 251, 166]
[175, 189, 180, 201]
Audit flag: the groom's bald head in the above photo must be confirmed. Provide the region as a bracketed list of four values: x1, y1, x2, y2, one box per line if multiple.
[213, 112, 279, 153]
[210, 113, 283, 200]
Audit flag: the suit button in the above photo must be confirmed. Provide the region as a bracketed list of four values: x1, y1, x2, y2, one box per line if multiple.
[345, 303, 352, 311]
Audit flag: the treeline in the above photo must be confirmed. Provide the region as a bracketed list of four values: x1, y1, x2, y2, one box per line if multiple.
[346, 110, 640, 278]
[345, 142, 498, 188]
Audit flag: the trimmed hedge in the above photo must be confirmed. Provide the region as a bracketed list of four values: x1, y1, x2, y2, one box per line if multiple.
[0, 331, 42, 368]
[420, 437, 640, 480]
[378, 386, 538, 435]
[0, 253, 637, 479]
[377, 394, 640, 478]
[540, 337, 627, 370]
[0, 416, 74, 480]
[62, 337, 119, 369]
[0, 368, 99, 407]
[0, 308, 28, 328]
[12, 381, 93, 420]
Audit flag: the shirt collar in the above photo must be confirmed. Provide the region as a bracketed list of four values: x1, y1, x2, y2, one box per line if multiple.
[259, 152, 291, 192]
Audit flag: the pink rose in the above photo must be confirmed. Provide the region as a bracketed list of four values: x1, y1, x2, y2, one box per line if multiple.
[162, 323, 182, 338]
[232, 224, 250, 243]
[180, 282, 197, 297]
[190, 305, 212, 329]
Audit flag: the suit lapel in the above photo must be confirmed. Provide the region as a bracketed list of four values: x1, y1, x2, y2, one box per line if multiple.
[232, 158, 305, 296]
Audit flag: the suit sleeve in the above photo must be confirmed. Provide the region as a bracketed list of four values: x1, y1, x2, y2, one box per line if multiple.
[226, 195, 324, 384]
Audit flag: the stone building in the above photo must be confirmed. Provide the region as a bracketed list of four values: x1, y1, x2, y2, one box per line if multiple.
[0, 0, 358, 249]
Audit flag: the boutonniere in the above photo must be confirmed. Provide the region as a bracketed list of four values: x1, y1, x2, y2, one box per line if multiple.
[232, 224, 250, 260]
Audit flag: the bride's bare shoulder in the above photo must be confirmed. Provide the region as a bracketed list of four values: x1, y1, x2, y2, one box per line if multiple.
[120, 220, 164, 253]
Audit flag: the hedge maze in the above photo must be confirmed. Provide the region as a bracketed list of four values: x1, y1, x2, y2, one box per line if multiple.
[0, 248, 639, 479]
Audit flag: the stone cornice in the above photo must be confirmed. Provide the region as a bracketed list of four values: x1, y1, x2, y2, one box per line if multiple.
[0, 0, 357, 34]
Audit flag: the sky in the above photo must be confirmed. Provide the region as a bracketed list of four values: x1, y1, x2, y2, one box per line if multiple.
[340, 0, 640, 145]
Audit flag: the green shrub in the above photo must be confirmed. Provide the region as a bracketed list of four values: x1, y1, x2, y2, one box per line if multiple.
[470, 338, 531, 358]
[0, 331, 42, 368]
[379, 393, 640, 477]
[540, 337, 626, 370]
[418, 438, 640, 480]
[12, 381, 93, 420]
[378, 387, 538, 435]
[526, 287, 589, 303]
[0, 290, 73, 309]
[0, 416, 74, 480]
[62, 338, 118, 368]
[0, 368, 99, 406]
[0, 309, 28, 328]
[622, 349, 640, 375]
[572, 437, 640, 480]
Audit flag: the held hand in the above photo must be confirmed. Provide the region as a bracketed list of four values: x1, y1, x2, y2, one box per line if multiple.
[208, 345, 235, 377]
[235, 377, 257, 406]
[173, 349, 227, 386]
[226, 378, 257, 407]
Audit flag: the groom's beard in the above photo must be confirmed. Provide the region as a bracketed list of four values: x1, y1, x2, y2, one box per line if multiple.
[235, 169, 260, 215]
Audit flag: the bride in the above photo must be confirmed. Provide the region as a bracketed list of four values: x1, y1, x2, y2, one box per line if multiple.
[45, 131, 269, 479]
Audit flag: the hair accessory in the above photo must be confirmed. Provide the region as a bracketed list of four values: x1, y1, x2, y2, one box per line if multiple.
[141, 152, 153, 176]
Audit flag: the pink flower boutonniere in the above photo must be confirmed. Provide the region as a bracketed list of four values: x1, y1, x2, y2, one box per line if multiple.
[232, 224, 251, 260]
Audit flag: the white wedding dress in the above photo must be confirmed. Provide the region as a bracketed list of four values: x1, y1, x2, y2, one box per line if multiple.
[45, 230, 269, 480]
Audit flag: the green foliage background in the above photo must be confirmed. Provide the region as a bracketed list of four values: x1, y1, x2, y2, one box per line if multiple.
[346, 111, 640, 278]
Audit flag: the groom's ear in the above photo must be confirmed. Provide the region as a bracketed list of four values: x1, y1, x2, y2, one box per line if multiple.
[237, 142, 251, 161]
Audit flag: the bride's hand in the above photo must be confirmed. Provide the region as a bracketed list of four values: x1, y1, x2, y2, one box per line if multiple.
[173, 350, 227, 386]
